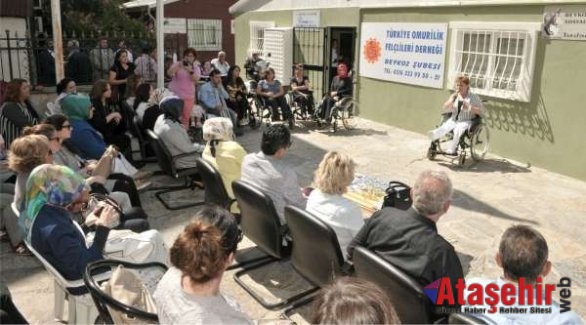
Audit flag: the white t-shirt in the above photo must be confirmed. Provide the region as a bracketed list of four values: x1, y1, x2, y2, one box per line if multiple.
[306, 189, 364, 259]
[154, 267, 252, 324]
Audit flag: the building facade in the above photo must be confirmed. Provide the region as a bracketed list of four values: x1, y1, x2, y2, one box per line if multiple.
[231, 0, 586, 181]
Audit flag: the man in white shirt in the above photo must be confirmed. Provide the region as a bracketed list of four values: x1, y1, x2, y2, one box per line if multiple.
[211, 51, 230, 76]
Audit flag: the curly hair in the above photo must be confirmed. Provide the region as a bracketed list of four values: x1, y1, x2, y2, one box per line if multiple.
[8, 135, 51, 173]
[170, 206, 241, 284]
[4, 79, 28, 103]
[313, 151, 355, 195]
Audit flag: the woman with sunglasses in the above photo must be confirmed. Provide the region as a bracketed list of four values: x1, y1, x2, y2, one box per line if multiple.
[154, 206, 251, 324]
[290, 63, 315, 117]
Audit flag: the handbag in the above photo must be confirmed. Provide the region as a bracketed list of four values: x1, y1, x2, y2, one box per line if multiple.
[100, 265, 159, 324]
[84, 193, 123, 228]
[382, 181, 413, 211]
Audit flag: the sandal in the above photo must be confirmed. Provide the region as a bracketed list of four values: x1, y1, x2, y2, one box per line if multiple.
[14, 243, 32, 256]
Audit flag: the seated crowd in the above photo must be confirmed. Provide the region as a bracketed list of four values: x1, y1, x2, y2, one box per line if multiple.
[0, 64, 582, 324]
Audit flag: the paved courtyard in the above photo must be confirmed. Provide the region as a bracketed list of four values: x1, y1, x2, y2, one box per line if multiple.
[1, 118, 585, 323]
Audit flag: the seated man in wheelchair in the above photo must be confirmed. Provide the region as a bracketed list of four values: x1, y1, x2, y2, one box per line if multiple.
[198, 69, 242, 136]
[428, 75, 483, 155]
[244, 51, 268, 82]
[256, 67, 294, 127]
[316, 63, 353, 123]
[290, 63, 315, 117]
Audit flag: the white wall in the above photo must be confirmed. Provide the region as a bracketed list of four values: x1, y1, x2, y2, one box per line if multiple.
[0, 17, 31, 81]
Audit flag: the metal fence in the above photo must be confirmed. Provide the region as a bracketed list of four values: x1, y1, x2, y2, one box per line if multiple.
[0, 30, 192, 86]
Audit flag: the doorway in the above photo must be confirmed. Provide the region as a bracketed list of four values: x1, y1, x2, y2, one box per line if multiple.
[293, 26, 356, 102]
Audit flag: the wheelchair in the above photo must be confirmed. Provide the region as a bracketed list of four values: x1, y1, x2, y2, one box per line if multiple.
[286, 90, 314, 121]
[316, 96, 357, 132]
[247, 80, 294, 128]
[426, 113, 490, 166]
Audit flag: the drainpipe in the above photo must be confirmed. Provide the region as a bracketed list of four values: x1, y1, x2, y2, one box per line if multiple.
[51, 0, 64, 83]
[156, 0, 165, 88]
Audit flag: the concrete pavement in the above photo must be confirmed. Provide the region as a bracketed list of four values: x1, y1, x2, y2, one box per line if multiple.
[2, 117, 585, 323]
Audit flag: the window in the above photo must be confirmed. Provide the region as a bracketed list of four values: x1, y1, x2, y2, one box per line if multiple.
[187, 19, 222, 51]
[448, 22, 540, 102]
[249, 21, 275, 56]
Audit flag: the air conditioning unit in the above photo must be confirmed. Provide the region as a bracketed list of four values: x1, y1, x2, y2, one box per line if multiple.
[263, 27, 293, 86]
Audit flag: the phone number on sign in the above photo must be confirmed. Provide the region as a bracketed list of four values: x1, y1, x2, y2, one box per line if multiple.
[383, 68, 440, 80]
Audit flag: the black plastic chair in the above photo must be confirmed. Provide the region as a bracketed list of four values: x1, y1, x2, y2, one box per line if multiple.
[132, 115, 156, 163]
[281, 205, 350, 315]
[449, 313, 487, 324]
[231, 180, 292, 310]
[353, 246, 434, 324]
[146, 129, 205, 210]
[195, 158, 236, 211]
[83, 259, 168, 324]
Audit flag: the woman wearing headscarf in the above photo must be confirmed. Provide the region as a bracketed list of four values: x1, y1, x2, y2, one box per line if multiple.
[202, 117, 246, 212]
[140, 87, 166, 131]
[153, 96, 204, 169]
[25, 164, 119, 280]
[61, 93, 149, 188]
[318, 63, 353, 122]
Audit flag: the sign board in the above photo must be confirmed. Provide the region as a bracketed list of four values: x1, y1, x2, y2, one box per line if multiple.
[163, 18, 186, 34]
[359, 22, 448, 89]
[293, 10, 320, 28]
[543, 6, 586, 40]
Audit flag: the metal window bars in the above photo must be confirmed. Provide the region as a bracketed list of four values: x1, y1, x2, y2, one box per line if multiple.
[187, 19, 222, 51]
[454, 29, 530, 98]
[248, 21, 275, 57]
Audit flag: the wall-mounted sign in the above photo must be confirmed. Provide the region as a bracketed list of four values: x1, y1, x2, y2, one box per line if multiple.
[293, 10, 320, 28]
[359, 22, 448, 89]
[543, 6, 586, 40]
[163, 18, 186, 34]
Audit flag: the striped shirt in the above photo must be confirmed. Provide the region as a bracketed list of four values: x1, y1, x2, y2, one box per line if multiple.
[451, 92, 483, 122]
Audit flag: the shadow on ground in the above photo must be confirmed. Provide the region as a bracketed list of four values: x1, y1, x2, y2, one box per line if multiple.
[438, 158, 532, 174]
[452, 189, 538, 225]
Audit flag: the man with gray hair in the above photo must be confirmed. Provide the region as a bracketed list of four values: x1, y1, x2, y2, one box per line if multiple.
[348, 169, 463, 290]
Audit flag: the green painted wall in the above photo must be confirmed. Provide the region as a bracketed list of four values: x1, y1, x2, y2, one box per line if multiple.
[233, 5, 586, 181]
[233, 8, 360, 71]
[360, 5, 586, 181]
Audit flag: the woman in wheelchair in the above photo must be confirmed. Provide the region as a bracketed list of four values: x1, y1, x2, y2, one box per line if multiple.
[290, 63, 315, 117]
[317, 63, 353, 123]
[428, 75, 483, 156]
[224, 65, 249, 126]
[256, 68, 294, 127]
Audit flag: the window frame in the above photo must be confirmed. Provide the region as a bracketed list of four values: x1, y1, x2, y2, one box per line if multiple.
[249, 21, 276, 56]
[448, 21, 541, 102]
[187, 18, 222, 52]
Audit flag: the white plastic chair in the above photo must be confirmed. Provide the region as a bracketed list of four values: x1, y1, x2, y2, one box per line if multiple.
[19, 211, 102, 324]
[24, 240, 99, 324]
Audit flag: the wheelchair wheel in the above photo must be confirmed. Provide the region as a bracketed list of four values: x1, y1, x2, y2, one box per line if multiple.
[470, 124, 490, 161]
[338, 97, 357, 130]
